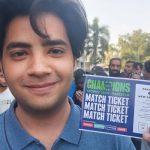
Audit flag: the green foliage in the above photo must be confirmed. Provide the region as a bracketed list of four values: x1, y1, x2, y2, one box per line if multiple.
[84, 18, 110, 66]
[118, 29, 150, 63]
[84, 23, 150, 68]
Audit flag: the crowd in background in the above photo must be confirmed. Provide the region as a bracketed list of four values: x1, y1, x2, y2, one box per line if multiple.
[68, 58, 150, 150]
[69, 58, 150, 107]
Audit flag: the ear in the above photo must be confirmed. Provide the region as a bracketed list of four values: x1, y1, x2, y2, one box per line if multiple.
[0, 60, 5, 78]
[0, 61, 4, 76]
[0, 61, 7, 86]
[73, 57, 77, 68]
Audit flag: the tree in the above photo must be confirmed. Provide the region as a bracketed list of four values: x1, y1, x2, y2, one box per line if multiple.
[118, 29, 150, 63]
[104, 44, 120, 66]
[85, 18, 110, 66]
[144, 37, 150, 60]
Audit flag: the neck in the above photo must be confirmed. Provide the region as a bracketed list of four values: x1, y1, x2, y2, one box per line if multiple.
[15, 99, 71, 149]
[0, 86, 7, 93]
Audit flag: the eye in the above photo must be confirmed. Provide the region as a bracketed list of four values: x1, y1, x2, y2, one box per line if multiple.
[48, 48, 64, 57]
[10, 50, 28, 60]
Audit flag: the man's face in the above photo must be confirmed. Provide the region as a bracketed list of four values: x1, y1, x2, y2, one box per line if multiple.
[132, 66, 142, 75]
[131, 72, 141, 79]
[109, 59, 121, 77]
[2, 14, 75, 114]
[124, 63, 133, 74]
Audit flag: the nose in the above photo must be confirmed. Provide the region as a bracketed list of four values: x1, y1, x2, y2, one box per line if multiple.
[114, 66, 118, 70]
[27, 53, 52, 77]
[113, 65, 120, 70]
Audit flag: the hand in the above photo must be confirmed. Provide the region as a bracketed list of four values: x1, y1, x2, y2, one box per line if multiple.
[143, 127, 150, 147]
[75, 90, 83, 102]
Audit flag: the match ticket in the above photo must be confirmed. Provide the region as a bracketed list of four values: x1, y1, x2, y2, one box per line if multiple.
[80, 75, 150, 138]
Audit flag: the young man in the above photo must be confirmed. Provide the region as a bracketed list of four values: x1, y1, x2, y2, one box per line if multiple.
[121, 61, 135, 78]
[109, 58, 122, 77]
[130, 62, 143, 79]
[0, 0, 135, 149]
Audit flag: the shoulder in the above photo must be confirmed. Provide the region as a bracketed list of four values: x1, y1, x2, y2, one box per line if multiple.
[0, 112, 4, 128]
[0, 113, 8, 148]
[141, 139, 150, 150]
[79, 131, 135, 150]
[0, 112, 5, 138]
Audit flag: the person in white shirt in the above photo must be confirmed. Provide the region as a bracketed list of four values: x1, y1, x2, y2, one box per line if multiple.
[0, 63, 14, 113]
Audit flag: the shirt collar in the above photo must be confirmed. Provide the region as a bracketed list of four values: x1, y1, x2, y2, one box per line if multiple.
[59, 98, 82, 145]
[4, 101, 36, 150]
[4, 98, 82, 149]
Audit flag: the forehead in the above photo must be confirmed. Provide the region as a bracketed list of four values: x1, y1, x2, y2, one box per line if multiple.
[126, 63, 133, 67]
[3, 14, 69, 46]
[133, 65, 142, 71]
[110, 59, 121, 65]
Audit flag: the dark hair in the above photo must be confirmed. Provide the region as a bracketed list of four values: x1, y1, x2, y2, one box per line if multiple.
[144, 60, 150, 73]
[74, 68, 85, 85]
[133, 62, 143, 70]
[0, 0, 88, 58]
[109, 58, 121, 66]
[91, 66, 107, 76]
[126, 60, 135, 64]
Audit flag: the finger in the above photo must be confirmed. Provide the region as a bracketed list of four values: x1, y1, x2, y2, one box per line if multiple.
[143, 132, 150, 147]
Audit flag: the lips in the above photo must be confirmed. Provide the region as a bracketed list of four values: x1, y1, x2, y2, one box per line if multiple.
[25, 82, 58, 95]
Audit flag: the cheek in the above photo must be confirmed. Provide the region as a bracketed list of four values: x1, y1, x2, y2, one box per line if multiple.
[3, 62, 26, 85]
[58, 61, 74, 78]
[57, 56, 74, 72]
[53, 60, 74, 82]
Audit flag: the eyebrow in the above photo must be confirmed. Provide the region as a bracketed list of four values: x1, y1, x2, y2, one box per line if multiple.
[42, 39, 67, 47]
[5, 39, 68, 51]
[112, 64, 121, 66]
[6, 42, 32, 50]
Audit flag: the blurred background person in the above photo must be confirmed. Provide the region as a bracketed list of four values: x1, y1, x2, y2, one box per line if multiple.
[0, 63, 14, 114]
[73, 69, 85, 107]
[143, 60, 150, 80]
[121, 61, 135, 78]
[109, 58, 122, 77]
[91, 66, 108, 76]
[130, 62, 143, 79]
